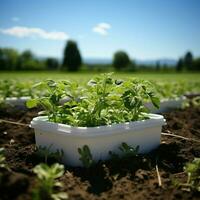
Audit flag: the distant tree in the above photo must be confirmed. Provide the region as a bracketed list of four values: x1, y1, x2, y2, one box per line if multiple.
[156, 61, 161, 71]
[0, 48, 19, 70]
[113, 51, 130, 71]
[45, 58, 59, 70]
[184, 51, 193, 71]
[0, 48, 6, 70]
[192, 58, 200, 71]
[176, 58, 184, 72]
[62, 40, 82, 71]
[17, 50, 45, 70]
[17, 50, 34, 70]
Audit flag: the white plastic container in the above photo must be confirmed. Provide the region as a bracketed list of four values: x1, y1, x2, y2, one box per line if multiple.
[145, 96, 186, 113]
[5, 96, 31, 108]
[30, 114, 165, 166]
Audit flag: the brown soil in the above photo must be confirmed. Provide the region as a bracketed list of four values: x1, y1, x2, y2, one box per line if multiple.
[0, 105, 200, 200]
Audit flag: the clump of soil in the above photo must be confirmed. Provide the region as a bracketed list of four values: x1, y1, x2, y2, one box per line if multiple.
[0, 106, 200, 200]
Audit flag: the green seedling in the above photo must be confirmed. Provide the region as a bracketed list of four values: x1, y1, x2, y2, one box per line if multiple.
[109, 142, 139, 160]
[119, 142, 139, 158]
[181, 158, 200, 192]
[32, 163, 68, 200]
[36, 145, 64, 163]
[78, 145, 95, 168]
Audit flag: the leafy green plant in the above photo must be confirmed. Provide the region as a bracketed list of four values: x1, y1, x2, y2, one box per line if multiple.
[181, 158, 200, 192]
[78, 145, 95, 168]
[27, 73, 161, 127]
[36, 145, 64, 163]
[33, 163, 68, 200]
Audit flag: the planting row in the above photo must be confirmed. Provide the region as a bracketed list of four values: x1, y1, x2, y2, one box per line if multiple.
[0, 77, 200, 100]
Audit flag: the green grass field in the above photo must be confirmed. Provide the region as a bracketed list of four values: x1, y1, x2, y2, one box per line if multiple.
[1, 71, 200, 83]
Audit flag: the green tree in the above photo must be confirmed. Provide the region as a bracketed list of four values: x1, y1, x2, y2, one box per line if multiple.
[184, 51, 193, 71]
[192, 58, 200, 71]
[156, 61, 161, 71]
[18, 50, 34, 70]
[62, 40, 82, 71]
[0, 48, 19, 70]
[0, 48, 6, 70]
[113, 51, 130, 71]
[17, 50, 45, 70]
[45, 58, 59, 70]
[176, 58, 184, 72]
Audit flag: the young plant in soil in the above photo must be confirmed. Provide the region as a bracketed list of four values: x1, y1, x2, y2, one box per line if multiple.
[78, 145, 95, 168]
[35, 145, 64, 164]
[109, 142, 139, 161]
[33, 163, 68, 200]
[27, 73, 160, 127]
[181, 158, 200, 192]
[77, 143, 139, 168]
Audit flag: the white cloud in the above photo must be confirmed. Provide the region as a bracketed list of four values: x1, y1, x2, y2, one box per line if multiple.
[93, 22, 111, 36]
[0, 26, 69, 40]
[12, 17, 20, 22]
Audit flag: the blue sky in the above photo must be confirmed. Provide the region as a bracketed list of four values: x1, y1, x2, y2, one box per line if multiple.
[0, 0, 200, 59]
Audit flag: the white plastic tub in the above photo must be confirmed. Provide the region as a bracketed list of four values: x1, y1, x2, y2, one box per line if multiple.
[5, 96, 31, 108]
[145, 96, 186, 113]
[30, 114, 165, 166]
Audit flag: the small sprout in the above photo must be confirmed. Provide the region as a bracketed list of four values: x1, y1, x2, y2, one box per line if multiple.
[109, 142, 139, 161]
[119, 142, 139, 158]
[33, 163, 68, 200]
[78, 145, 95, 168]
[181, 158, 200, 192]
[36, 145, 64, 163]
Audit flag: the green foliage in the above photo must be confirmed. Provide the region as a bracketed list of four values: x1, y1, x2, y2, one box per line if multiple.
[182, 158, 200, 192]
[192, 58, 200, 71]
[45, 58, 59, 70]
[0, 48, 19, 70]
[109, 142, 139, 160]
[176, 58, 184, 72]
[113, 51, 131, 70]
[27, 73, 160, 126]
[26, 80, 69, 122]
[184, 51, 193, 71]
[78, 145, 95, 168]
[119, 142, 139, 158]
[0, 80, 34, 99]
[62, 40, 82, 71]
[33, 163, 68, 200]
[36, 145, 64, 163]
[153, 81, 190, 100]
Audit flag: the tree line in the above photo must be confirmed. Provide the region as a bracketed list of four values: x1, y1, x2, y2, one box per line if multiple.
[0, 40, 200, 71]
